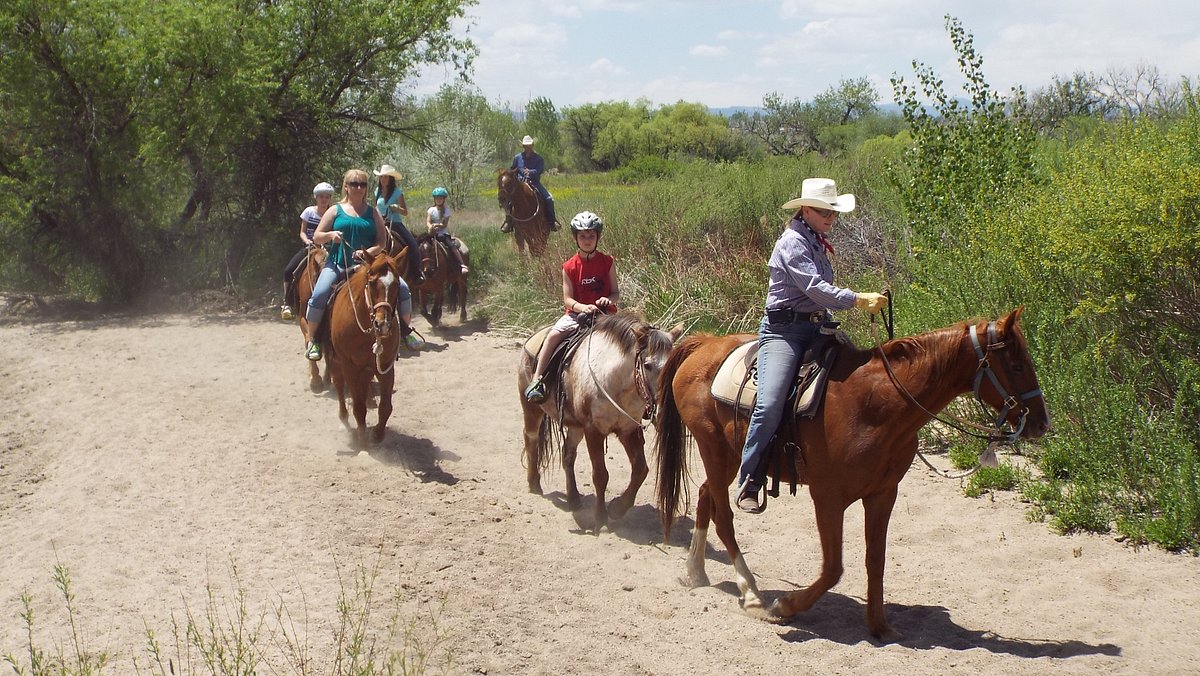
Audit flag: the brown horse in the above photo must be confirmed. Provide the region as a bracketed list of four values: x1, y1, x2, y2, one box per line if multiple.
[416, 234, 467, 325]
[295, 246, 330, 393]
[654, 308, 1049, 642]
[325, 251, 405, 447]
[497, 168, 550, 256]
[520, 313, 684, 532]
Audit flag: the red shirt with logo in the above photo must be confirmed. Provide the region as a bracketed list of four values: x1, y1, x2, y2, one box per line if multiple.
[562, 251, 614, 313]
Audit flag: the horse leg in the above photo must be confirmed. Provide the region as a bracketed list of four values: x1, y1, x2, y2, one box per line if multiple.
[606, 427, 647, 522]
[561, 426, 584, 511]
[583, 429, 610, 533]
[770, 494, 846, 621]
[682, 482, 714, 588]
[458, 277, 468, 322]
[350, 370, 371, 447]
[331, 361, 349, 424]
[707, 479, 768, 613]
[372, 368, 394, 443]
[521, 400, 545, 494]
[862, 486, 903, 643]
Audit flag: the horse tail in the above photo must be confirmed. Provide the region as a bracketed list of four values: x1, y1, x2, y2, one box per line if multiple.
[655, 336, 703, 542]
[533, 413, 557, 477]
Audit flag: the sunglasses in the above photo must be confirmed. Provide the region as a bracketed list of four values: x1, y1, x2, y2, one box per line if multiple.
[346, 181, 368, 189]
[808, 207, 836, 219]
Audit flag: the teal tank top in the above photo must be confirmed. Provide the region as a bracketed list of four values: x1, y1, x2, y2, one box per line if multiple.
[329, 203, 378, 267]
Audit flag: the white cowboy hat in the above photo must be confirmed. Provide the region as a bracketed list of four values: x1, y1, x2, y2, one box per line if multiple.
[781, 178, 856, 213]
[372, 164, 403, 180]
[521, 135, 535, 145]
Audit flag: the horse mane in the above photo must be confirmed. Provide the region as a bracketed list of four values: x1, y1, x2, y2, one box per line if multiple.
[591, 312, 654, 353]
[871, 322, 969, 383]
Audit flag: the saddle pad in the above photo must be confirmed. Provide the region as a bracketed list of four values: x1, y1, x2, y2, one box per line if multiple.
[522, 325, 552, 358]
[711, 331, 846, 417]
[710, 339, 761, 410]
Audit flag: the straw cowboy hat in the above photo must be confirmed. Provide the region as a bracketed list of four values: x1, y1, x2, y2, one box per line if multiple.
[781, 178, 856, 213]
[521, 135, 535, 145]
[373, 164, 403, 180]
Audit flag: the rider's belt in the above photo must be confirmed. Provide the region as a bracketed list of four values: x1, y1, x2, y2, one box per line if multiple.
[765, 307, 826, 325]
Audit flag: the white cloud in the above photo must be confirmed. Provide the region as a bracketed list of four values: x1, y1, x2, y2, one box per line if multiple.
[587, 58, 627, 77]
[689, 44, 729, 57]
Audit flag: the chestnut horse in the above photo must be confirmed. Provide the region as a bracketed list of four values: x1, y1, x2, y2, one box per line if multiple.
[416, 234, 467, 325]
[325, 251, 405, 447]
[497, 168, 550, 256]
[295, 246, 330, 393]
[654, 308, 1049, 642]
[520, 313, 684, 532]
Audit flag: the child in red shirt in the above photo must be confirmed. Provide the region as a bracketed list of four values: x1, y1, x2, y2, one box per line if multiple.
[524, 211, 620, 403]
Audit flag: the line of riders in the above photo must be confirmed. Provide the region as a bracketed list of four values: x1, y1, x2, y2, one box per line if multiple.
[281, 163, 890, 516]
[281, 136, 562, 358]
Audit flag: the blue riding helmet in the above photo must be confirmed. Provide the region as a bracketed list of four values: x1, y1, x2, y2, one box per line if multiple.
[432, 187, 449, 197]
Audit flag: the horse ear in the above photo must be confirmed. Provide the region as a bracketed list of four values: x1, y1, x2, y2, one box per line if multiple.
[668, 322, 685, 342]
[998, 306, 1024, 335]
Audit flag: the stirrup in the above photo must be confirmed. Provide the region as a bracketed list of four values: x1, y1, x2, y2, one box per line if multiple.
[404, 332, 424, 351]
[280, 305, 295, 321]
[500, 221, 513, 233]
[735, 481, 765, 514]
[524, 376, 547, 403]
[305, 341, 322, 361]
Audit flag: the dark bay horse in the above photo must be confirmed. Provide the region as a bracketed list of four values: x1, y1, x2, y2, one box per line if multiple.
[325, 251, 405, 447]
[497, 168, 550, 256]
[416, 234, 467, 325]
[654, 308, 1049, 641]
[520, 313, 684, 532]
[295, 246, 330, 393]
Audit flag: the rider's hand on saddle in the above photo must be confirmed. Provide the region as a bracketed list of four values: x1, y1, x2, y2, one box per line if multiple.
[854, 292, 888, 314]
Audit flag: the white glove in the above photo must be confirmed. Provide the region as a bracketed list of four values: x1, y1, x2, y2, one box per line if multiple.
[854, 292, 888, 314]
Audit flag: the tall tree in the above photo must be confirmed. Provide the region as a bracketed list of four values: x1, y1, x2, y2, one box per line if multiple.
[0, 0, 476, 300]
[522, 97, 561, 169]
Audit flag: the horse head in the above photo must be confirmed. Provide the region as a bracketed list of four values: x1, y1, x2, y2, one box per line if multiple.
[497, 168, 515, 209]
[363, 252, 402, 338]
[417, 235, 439, 277]
[970, 307, 1051, 440]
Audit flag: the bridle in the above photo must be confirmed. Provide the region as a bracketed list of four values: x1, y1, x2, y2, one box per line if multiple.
[342, 245, 400, 375]
[870, 295, 1044, 477]
[580, 315, 660, 430]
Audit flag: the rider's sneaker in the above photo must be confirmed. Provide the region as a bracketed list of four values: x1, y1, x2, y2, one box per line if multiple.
[460, 265, 469, 274]
[524, 377, 547, 404]
[550, 220, 561, 232]
[404, 333, 425, 351]
[305, 341, 322, 361]
[500, 221, 513, 233]
[280, 305, 295, 321]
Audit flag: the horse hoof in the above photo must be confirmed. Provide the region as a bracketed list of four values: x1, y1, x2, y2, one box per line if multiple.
[527, 482, 543, 495]
[872, 626, 904, 644]
[680, 572, 710, 588]
[565, 495, 581, 511]
[309, 381, 325, 394]
[606, 498, 631, 521]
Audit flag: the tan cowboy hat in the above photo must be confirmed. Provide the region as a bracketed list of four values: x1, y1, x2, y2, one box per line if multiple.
[372, 164, 403, 180]
[521, 135, 535, 145]
[781, 178, 856, 213]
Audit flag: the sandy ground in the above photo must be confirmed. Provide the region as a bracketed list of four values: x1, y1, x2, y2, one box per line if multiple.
[1, 307, 1199, 675]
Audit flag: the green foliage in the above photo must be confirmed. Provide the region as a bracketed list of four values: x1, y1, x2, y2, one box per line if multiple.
[610, 156, 685, 184]
[522, 97, 562, 168]
[730, 78, 891, 157]
[4, 559, 108, 675]
[0, 0, 477, 300]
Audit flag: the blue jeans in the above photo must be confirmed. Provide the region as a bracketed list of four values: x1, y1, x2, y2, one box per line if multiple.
[305, 260, 412, 332]
[388, 222, 422, 278]
[737, 316, 819, 488]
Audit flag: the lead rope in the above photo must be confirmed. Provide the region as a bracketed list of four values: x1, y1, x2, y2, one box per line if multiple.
[583, 321, 654, 430]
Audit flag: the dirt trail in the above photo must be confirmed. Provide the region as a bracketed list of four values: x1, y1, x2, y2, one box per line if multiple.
[1, 311, 1197, 674]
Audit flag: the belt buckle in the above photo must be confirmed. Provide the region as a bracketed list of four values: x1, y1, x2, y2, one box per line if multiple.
[809, 312, 826, 324]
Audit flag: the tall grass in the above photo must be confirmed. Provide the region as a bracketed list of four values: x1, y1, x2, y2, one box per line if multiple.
[466, 116, 1200, 553]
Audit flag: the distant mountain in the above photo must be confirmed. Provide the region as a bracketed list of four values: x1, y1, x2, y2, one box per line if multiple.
[711, 103, 904, 118]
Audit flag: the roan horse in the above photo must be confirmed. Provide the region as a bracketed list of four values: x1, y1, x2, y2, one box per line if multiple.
[324, 251, 405, 447]
[654, 308, 1049, 641]
[416, 233, 468, 325]
[520, 312, 684, 532]
[295, 246, 331, 392]
[497, 168, 551, 256]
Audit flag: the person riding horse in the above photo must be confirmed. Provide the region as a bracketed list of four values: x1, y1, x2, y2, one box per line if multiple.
[501, 135, 559, 233]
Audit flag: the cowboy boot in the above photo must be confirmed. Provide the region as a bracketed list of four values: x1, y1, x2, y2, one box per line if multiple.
[500, 214, 513, 233]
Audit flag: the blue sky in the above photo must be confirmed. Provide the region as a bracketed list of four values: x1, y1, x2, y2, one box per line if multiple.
[416, 0, 1200, 110]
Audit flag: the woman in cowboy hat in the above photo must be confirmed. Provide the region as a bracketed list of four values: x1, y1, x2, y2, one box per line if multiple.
[374, 163, 424, 286]
[734, 178, 888, 514]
